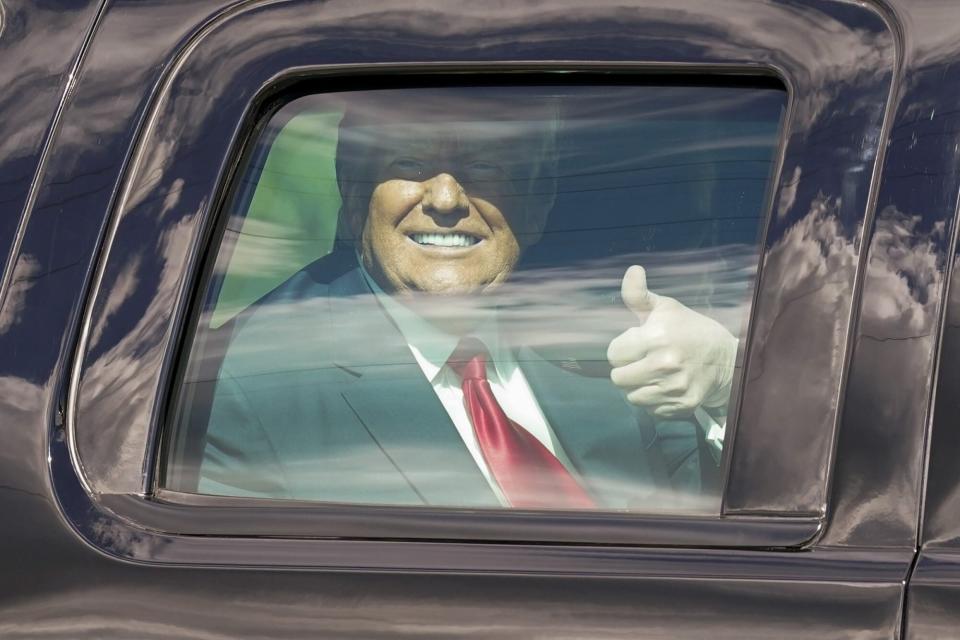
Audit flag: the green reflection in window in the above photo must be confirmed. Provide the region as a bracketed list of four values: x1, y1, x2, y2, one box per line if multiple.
[211, 111, 342, 327]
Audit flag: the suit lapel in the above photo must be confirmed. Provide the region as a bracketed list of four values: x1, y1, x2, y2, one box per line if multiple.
[517, 346, 669, 509]
[330, 269, 498, 507]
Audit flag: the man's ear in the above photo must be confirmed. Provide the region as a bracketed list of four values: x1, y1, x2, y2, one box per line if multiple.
[339, 200, 366, 244]
[520, 161, 557, 248]
[521, 195, 553, 248]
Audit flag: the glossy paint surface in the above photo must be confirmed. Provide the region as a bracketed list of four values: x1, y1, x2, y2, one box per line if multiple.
[906, 1, 960, 620]
[818, 8, 960, 550]
[1, 0, 958, 638]
[864, 3, 960, 639]
[0, 0, 102, 347]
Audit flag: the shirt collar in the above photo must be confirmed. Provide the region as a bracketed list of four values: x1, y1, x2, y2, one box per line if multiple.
[359, 263, 510, 382]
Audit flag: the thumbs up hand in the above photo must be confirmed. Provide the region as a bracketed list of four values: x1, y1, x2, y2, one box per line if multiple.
[607, 265, 738, 419]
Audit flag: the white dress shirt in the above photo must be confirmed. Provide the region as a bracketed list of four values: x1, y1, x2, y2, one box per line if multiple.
[361, 269, 578, 505]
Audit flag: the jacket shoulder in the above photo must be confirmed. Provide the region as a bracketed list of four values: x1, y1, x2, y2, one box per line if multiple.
[213, 250, 363, 380]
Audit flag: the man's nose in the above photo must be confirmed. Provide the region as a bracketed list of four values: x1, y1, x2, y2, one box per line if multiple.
[421, 173, 470, 215]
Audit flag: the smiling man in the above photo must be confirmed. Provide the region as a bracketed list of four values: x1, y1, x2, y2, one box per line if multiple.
[193, 88, 738, 511]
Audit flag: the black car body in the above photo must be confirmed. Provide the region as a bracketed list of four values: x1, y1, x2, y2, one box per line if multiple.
[4, 0, 960, 637]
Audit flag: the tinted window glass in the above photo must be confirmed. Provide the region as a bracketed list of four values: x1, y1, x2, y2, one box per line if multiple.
[163, 83, 785, 513]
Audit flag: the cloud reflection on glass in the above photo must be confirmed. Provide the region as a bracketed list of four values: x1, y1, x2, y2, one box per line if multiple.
[158, 83, 785, 513]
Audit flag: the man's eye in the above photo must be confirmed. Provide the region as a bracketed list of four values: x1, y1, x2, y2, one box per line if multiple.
[389, 158, 426, 180]
[464, 161, 505, 182]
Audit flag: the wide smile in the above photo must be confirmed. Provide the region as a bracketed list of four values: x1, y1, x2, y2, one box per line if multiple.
[407, 231, 482, 249]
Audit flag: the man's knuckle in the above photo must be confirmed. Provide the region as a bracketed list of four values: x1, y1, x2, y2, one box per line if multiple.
[606, 341, 619, 363]
[653, 405, 677, 419]
[659, 351, 681, 371]
[607, 338, 629, 365]
[610, 367, 627, 386]
[627, 387, 651, 406]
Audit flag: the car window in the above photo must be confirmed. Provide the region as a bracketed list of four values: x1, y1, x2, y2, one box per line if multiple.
[162, 83, 785, 513]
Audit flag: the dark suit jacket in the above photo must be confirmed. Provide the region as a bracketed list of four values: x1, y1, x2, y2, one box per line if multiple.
[194, 252, 710, 509]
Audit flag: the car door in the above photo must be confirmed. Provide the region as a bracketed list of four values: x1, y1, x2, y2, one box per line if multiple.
[908, 237, 960, 639]
[876, 3, 960, 638]
[903, 46, 960, 632]
[0, 1, 941, 638]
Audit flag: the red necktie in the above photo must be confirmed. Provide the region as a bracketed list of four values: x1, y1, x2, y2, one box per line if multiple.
[448, 338, 596, 509]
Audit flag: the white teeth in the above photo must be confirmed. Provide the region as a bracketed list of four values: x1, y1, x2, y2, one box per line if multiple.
[410, 233, 479, 247]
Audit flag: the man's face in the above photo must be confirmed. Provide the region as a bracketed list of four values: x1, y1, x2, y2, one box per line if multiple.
[349, 123, 546, 297]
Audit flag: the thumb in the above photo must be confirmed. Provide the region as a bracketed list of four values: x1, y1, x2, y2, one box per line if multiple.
[622, 265, 658, 317]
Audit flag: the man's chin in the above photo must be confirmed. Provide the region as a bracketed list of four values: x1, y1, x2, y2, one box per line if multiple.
[391, 267, 507, 297]
[390, 279, 506, 332]
[396, 283, 486, 300]
[404, 278, 508, 297]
